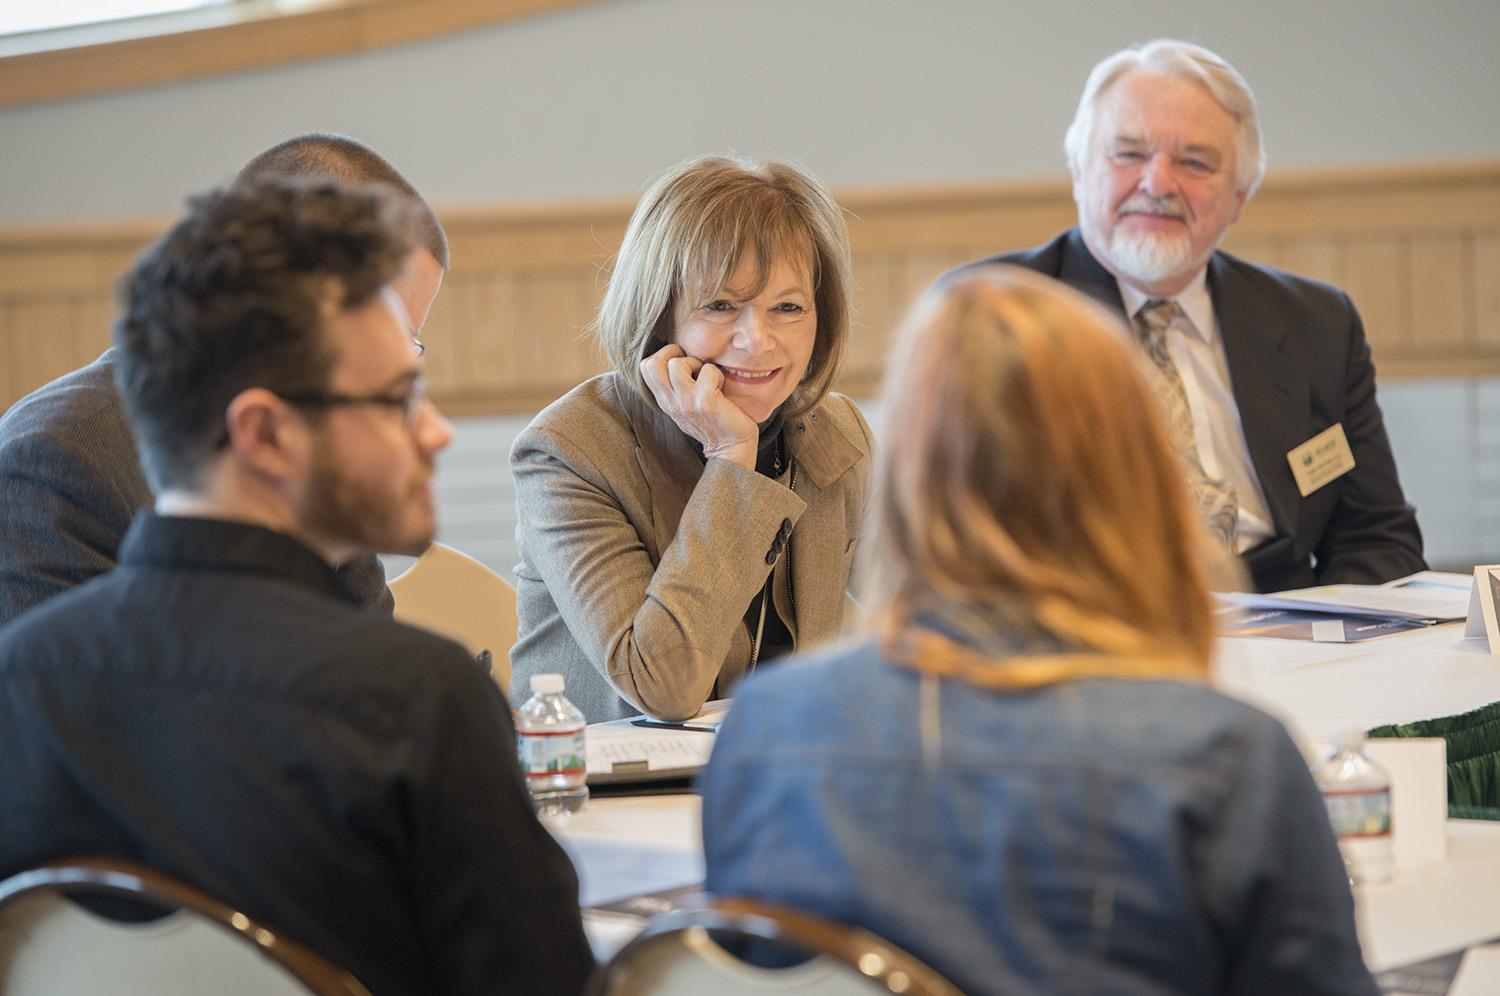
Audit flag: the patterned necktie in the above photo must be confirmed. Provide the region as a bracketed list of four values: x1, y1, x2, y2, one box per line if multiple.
[1135, 299, 1239, 551]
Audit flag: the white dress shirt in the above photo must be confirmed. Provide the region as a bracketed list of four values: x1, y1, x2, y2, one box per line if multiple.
[1118, 274, 1275, 553]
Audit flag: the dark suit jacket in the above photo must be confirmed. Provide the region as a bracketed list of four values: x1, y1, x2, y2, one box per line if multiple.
[0, 514, 592, 996]
[962, 229, 1425, 592]
[0, 350, 393, 627]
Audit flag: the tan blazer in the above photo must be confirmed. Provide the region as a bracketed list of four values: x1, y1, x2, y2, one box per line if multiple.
[509, 373, 872, 722]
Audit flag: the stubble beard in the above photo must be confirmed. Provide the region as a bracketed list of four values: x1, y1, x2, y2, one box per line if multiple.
[302, 444, 435, 559]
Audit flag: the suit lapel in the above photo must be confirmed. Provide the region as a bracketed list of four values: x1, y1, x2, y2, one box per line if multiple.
[1057, 235, 1309, 540]
[780, 400, 863, 643]
[1208, 254, 1307, 538]
[615, 381, 704, 561]
[1056, 230, 1129, 318]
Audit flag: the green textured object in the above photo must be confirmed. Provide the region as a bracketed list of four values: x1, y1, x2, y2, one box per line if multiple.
[1369, 699, 1500, 817]
[1448, 805, 1500, 821]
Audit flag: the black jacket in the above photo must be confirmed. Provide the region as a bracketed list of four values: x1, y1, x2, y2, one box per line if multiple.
[0, 513, 592, 996]
[959, 229, 1426, 592]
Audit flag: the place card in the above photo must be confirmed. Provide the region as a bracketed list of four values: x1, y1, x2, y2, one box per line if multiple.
[1462, 565, 1500, 654]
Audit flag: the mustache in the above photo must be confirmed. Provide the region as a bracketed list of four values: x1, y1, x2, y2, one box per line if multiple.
[1118, 194, 1188, 219]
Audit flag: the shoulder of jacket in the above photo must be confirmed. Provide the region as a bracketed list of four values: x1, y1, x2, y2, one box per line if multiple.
[513, 373, 637, 454]
[804, 392, 868, 435]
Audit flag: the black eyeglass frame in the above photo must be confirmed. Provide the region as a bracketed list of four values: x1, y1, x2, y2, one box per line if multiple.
[278, 374, 428, 427]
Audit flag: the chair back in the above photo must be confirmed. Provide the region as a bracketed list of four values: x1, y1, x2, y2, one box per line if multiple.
[0, 857, 371, 996]
[586, 896, 967, 996]
[388, 541, 517, 692]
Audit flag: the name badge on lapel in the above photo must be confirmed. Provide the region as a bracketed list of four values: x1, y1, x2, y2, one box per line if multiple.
[1287, 423, 1355, 497]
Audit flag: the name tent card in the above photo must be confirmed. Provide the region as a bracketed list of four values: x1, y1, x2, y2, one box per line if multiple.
[1463, 565, 1500, 654]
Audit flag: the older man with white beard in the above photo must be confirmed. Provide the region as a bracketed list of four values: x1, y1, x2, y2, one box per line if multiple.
[957, 38, 1425, 593]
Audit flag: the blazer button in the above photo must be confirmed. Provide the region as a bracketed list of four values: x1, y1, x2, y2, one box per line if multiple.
[765, 549, 778, 565]
[779, 519, 793, 539]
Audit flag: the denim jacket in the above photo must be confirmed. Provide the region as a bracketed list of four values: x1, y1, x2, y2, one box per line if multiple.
[700, 638, 1378, 996]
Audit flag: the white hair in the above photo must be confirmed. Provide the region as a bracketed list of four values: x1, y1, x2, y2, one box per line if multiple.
[1063, 39, 1266, 198]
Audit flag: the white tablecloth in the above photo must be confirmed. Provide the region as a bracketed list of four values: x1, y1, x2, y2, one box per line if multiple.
[552, 622, 1500, 970]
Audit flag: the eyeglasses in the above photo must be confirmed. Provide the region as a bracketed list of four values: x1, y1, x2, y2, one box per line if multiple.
[380, 286, 426, 358]
[279, 375, 428, 427]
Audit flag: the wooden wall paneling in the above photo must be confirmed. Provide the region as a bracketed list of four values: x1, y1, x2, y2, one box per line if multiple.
[3, 164, 1499, 416]
[843, 255, 904, 392]
[1220, 235, 1277, 269]
[898, 251, 972, 298]
[842, 184, 1073, 259]
[1407, 235, 1472, 356]
[0, 243, 139, 299]
[1277, 238, 1346, 291]
[0, 301, 13, 403]
[75, 293, 114, 368]
[509, 276, 547, 408]
[845, 248, 972, 397]
[531, 269, 607, 393]
[1237, 235, 1288, 271]
[1343, 238, 1407, 364]
[9, 299, 84, 402]
[465, 273, 526, 394]
[417, 272, 467, 397]
[463, 270, 582, 415]
[1473, 234, 1500, 352]
[1231, 165, 1500, 238]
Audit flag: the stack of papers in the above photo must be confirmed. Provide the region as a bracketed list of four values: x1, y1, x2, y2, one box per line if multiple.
[1218, 571, 1472, 643]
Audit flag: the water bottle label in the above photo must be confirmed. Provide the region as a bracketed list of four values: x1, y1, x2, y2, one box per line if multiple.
[1322, 787, 1391, 839]
[518, 729, 585, 779]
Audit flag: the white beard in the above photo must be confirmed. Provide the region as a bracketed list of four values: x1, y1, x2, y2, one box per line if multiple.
[1095, 227, 1201, 287]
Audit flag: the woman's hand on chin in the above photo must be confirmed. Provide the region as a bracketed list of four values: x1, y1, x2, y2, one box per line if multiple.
[641, 343, 758, 469]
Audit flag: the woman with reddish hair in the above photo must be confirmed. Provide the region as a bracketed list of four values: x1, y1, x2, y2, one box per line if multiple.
[701, 265, 1376, 996]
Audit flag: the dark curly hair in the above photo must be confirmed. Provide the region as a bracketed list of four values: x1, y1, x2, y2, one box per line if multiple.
[113, 178, 416, 491]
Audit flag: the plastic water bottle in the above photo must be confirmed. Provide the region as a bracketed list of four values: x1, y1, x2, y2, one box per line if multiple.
[1313, 730, 1393, 884]
[515, 674, 589, 817]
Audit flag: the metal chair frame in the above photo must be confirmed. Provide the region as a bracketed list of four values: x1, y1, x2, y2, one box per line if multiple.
[586, 895, 968, 996]
[0, 856, 372, 996]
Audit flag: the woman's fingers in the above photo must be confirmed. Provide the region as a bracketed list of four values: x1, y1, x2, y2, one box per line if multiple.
[639, 344, 757, 466]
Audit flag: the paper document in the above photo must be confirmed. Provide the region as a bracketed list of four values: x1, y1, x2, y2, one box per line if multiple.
[1220, 606, 1430, 643]
[584, 700, 729, 784]
[1228, 571, 1472, 623]
[1375, 937, 1500, 996]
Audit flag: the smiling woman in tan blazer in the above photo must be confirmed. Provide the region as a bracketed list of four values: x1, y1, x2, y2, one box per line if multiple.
[508, 155, 872, 722]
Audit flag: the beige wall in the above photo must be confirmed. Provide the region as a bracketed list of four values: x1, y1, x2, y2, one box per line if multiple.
[0, 0, 1495, 225]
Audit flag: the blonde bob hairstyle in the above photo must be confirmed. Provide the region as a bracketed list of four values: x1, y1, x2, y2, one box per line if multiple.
[595, 155, 853, 420]
[867, 265, 1217, 689]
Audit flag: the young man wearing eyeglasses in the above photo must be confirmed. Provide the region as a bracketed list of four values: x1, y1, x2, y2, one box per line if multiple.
[0, 179, 594, 996]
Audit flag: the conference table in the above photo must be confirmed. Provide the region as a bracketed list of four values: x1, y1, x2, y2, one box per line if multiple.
[548, 618, 1500, 973]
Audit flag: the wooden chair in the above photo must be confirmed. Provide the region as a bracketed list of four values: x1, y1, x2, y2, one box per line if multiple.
[388, 541, 517, 692]
[585, 896, 968, 996]
[0, 857, 372, 996]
